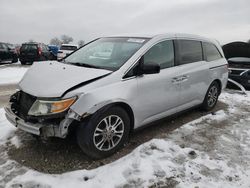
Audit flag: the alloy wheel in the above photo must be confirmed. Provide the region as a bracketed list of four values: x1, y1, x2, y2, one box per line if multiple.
[93, 115, 124, 151]
[207, 85, 218, 107]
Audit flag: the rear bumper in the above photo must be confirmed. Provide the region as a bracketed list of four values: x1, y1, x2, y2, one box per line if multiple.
[19, 56, 41, 62]
[4, 105, 73, 138]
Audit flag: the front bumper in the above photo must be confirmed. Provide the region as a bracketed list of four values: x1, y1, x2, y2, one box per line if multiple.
[228, 68, 250, 88]
[4, 105, 74, 138]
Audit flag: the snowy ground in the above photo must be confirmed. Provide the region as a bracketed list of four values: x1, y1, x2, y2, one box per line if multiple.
[0, 64, 28, 85]
[0, 91, 250, 188]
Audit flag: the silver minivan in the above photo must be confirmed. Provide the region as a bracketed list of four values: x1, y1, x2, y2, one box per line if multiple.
[5, 34, 228, 159]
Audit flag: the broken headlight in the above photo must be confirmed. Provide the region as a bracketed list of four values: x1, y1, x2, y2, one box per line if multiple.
[28, 97, 77, 116]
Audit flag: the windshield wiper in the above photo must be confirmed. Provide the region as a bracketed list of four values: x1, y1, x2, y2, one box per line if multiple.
[68, 62, 102, 69]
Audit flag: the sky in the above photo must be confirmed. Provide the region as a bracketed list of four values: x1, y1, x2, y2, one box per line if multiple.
[0, 0, 250, 45]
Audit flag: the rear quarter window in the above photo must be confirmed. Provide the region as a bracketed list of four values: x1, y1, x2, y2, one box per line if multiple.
[203, 42, 222, 62]
[175, 40, 203, 65]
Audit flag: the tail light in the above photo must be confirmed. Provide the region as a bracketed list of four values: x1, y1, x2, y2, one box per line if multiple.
[38, 47, 42, 55]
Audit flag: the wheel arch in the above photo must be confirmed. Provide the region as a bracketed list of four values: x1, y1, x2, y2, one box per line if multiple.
[111, 102, 135, 133]
[212, 79, 222, 95]
[92, 102, 135, 133]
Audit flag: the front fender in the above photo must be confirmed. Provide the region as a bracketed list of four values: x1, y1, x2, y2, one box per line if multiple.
[69, 79, 137, 118]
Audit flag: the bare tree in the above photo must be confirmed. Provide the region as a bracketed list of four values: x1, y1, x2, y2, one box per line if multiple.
[78, 40, 85, 47]
[50, 37, 62, 46]
[61, 35, 73, 44]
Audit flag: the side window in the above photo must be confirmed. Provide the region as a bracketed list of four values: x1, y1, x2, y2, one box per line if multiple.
[1, 43, 8, 50]
[0, 44, 3, 49]
[124, 64, 139, 79]
[144, 40, 174, 69]
[42, 44, 47, 52]
[203, 42, 222, 62]
[176, 40, 203, 65]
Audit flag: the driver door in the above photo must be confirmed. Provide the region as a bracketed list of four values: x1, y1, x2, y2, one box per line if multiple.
[135, 40, 181, 125]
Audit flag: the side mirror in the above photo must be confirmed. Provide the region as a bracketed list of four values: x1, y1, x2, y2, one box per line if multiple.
[141, 62, 160, 75]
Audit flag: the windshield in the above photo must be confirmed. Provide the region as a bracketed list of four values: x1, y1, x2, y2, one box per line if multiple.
[64, 37, 148, 71]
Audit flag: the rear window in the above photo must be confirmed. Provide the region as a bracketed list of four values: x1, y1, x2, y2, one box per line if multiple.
[203, 42, 222, 62]
[176, 40, 203, 65]
[21, 44, 37, 51]
[60, 46, 77, 51]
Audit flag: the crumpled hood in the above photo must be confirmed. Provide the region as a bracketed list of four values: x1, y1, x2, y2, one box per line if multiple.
[19, 61, 112, 98]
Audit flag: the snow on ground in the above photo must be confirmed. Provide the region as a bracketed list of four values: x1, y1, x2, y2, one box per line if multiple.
[0, 66, 28, 85]
[0, 91, 250, 188]
[0, 108, 16, 144]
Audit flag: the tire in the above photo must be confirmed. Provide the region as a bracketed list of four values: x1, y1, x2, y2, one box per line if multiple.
[201, 81, 220, 111]
[77, 106, 130, 159]
[12, 56, 18, 63]
[20, 61, 26, 65]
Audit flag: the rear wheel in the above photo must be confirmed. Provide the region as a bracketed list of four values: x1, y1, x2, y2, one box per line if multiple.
[12, 56, 18, 63]
[20, 61, 26, 65]
[201, 81, 220, 111]
[77, 106, 130, 159]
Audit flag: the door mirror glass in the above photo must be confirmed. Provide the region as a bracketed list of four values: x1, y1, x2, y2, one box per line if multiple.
[142, 62, 160, 74]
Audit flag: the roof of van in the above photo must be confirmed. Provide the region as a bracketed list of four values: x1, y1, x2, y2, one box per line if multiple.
[105, 33, 219, 45]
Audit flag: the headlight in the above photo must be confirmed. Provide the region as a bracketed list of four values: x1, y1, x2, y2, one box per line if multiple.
[28, 97, 77, 116]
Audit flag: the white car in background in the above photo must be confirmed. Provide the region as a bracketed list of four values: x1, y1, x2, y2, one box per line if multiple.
[57, 44, 78, 60]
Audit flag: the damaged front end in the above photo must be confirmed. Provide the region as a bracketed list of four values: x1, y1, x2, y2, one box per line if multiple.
[4, 90, 81, 138]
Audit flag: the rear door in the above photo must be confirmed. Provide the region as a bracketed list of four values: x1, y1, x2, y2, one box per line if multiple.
[3, 43, 13, 60]
[20, 44, 38, 59]
[0, 43, 7, 61]
[174, 39, 210, 109]
[43, 44, 51, 60]
[136, 40, 182, 125]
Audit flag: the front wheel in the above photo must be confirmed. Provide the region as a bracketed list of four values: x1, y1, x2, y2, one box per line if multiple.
[77, 106, 130, 159]
[20, 61, 26, 65]
[201, 81, 220, 111]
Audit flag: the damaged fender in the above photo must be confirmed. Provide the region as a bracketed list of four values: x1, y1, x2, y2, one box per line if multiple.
[69, 80, 138, 123]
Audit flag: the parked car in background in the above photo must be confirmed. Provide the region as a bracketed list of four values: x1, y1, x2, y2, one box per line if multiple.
[227, 57, 250, 89]
[19, 42, 53, 65]
[48, 45, 59, 60]
[5, 34, 228, 159]
[0, 42, 18, 63]
[222, 41, 250, 89]
[57, 44, 78, 60]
